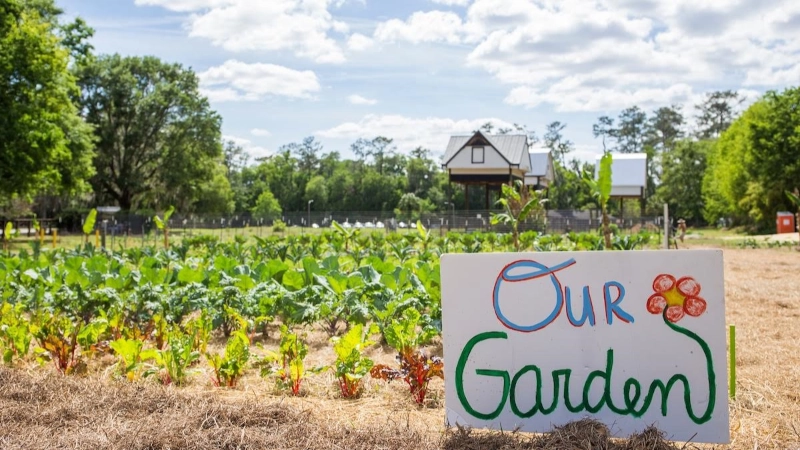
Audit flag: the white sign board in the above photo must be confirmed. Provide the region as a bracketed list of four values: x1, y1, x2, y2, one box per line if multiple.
[441, 250, 729, 443]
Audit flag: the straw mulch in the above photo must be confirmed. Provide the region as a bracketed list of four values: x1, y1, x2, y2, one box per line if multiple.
[0, 365, 686, 450]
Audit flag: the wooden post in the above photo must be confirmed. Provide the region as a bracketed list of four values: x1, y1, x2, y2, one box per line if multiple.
[52, 229, 57, 249]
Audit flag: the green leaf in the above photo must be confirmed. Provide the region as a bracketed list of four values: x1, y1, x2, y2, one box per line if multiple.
[163, 205, 176, 222]
[416, 220, 427, 240]
[83, 209, 97, 235]
[282, 270, 305, 291]
[598, 152, 613, 204]
[153, 215, 164, 230]
[177, 266, 205, 284]
[786, 190, 800, 208]
[3, 222, 11, 241]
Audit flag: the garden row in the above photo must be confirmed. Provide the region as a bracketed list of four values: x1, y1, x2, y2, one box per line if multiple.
[0, 225, 657, 403]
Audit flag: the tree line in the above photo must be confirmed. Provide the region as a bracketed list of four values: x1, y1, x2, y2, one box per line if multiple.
[2, 0, 798, 232]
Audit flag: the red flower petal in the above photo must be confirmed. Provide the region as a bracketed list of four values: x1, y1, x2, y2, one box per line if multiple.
[647, 294, 667, 314]
[676, 277, 701, 297]
[653, 274, 676, 293]
[665, 305, 685, 323]
[684, 296, 707, 317]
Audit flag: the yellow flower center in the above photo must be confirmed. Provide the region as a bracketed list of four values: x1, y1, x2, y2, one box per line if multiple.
[663, 287, 685, 307]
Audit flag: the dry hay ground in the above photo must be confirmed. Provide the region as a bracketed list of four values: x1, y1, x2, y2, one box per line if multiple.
[0, 248, 798, 449]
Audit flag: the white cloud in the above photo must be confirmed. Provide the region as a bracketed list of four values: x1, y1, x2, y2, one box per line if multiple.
[136, 0, 348, 63]
[134, 0, 229, 12]
[374, 11, 464, 44]
[223, 135, 272, 159]
[199, 60, 321, 102]
[453, 0, 800, 111]
[347, 94, 377, 105]
[250, 128, 272, 137]
[316, 114, 516, 155]
[347, 33, 375, 51]
[432, 0, 471, 6]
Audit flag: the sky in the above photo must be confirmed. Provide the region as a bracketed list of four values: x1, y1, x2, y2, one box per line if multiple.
[57, 0, 798, 163]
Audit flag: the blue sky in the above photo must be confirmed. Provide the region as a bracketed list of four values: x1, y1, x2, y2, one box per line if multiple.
[58, 0, 798, 163]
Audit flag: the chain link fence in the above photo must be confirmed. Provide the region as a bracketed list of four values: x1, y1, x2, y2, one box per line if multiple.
[2, 209, 661, 239]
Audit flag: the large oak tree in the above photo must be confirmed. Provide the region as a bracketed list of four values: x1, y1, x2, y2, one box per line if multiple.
[76, 54, 223, 211]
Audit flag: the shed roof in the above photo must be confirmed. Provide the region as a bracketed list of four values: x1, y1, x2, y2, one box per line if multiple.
[595, 152, 647, 187]
[443, 132, 529, 166]
[527, 147, 552, 177]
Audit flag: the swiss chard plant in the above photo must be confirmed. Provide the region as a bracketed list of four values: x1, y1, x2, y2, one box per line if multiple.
[370, 308, 442, 405]
[110, 337, 157, 381]
[207, 330, 250, 388]
[0, 302, 31, 364]
[149, 330, 200, 385]
[259, 325, 320, 396]
[330, 323, 377, 398]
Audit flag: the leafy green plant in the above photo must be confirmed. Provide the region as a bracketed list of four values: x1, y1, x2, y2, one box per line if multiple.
[330, 323, 377, 398]
[272, 219, 287, 233]
[150, 331, 200, 385]
[82, 208, 97, 244]
[584, 152, 613, 249]
[31, 315, 105, 375]
[331, 220, 358, 252]
[3, 221, 15, 254]
[184, 310, 213, 354]
[490, 180, 547, 251]
[207, 330, 250, 388]
[260, 325, 318, 396]
[153, 205, 176, 248]
[370, 308, 442, 405]
[1, 302, 31, 363]
[110, 337, 157, 381]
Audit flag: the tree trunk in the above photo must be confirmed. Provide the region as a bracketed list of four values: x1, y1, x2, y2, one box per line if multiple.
[602, 207, 612, 250]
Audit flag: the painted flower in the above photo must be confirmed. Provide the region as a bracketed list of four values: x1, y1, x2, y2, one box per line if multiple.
[647, 274, 707, 323]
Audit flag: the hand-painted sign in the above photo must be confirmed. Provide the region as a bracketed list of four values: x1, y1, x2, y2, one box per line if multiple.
[441, 250, 729, 443]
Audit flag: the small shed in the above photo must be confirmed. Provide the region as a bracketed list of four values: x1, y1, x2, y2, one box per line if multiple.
[595, 152, 648, 217]
[442, 131, 535, 210]
[525, 146, 556, 189]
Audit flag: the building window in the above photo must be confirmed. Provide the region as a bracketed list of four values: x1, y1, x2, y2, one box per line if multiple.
[472, 146, 484, 163]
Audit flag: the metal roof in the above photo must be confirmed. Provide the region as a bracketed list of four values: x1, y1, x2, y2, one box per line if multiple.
[595, 152, 647, 187]
[443, 133, 529, 166]
[527, 147, 552, 177]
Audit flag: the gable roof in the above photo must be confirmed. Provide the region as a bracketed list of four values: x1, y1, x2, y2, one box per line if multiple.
[443, 132, 529, 166]
[527, 147, 553, 178]
[595, 152, 647, 187]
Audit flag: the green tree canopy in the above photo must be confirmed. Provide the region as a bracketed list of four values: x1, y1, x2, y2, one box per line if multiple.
[0, 0, 95, 200]
[702, 87, 800, 230]
[655, 139, 710, 223]
[251, 189, 282, 221]
[76, 54, 222, 211]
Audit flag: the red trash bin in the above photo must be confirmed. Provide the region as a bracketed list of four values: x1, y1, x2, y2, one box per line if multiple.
[776, 211, 795, 234]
